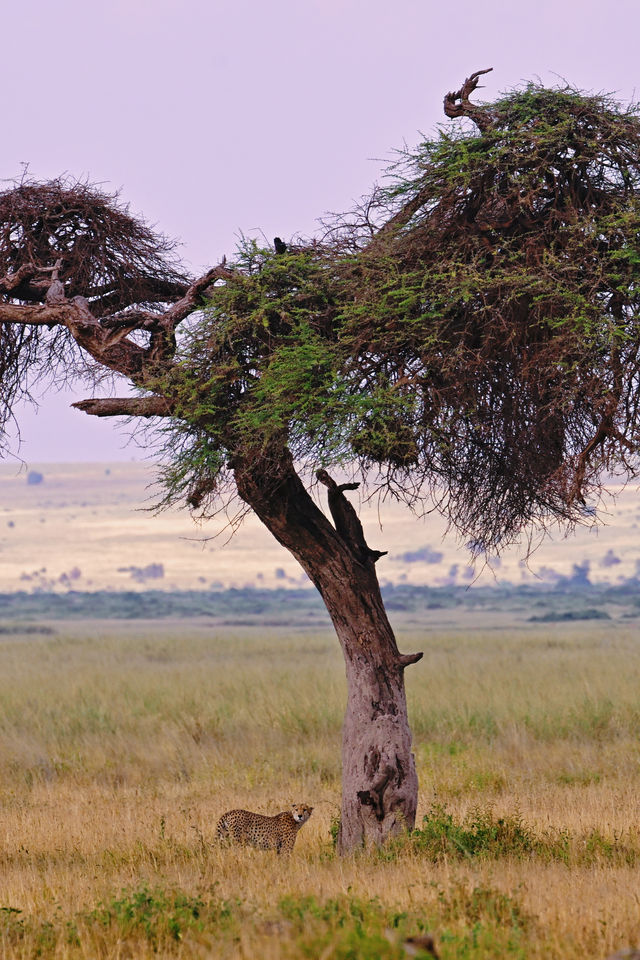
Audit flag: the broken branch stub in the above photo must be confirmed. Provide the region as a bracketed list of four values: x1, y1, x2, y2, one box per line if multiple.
[443, 67, 494, 131]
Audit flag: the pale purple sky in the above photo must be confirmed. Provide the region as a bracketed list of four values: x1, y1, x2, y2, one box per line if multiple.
[4, 0, 639, 463]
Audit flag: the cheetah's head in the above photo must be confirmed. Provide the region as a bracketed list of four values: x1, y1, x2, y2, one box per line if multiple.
[291, 803, 313, 824]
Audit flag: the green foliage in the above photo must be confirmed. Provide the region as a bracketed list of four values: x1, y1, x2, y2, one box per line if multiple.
[434, 883, 532, 959]
[386, 804, 558, 862]
[87, 886, 237, 946]
[278, 894, 400, 959]
[0, 888, 239, 956]
[334, 85, 640, 547]
[329, 812, 341, 847]
[154, 83, 640, 546]
[174, 241, 342, 448]
[379, 804, 640, 869]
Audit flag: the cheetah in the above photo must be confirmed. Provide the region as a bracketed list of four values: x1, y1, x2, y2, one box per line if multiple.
[216, 803, 313, 854]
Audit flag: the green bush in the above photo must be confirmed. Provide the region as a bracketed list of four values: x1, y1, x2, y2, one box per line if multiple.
[385, 804, 570, 863]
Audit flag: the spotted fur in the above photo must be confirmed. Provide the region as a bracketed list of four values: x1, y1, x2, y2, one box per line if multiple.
[216, 803, 313, 854]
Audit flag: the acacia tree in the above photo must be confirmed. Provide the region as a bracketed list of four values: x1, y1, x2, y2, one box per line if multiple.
[2, 72, 640, 851]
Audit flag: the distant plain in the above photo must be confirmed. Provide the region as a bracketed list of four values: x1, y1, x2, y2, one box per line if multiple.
[0, 461, 639, 593]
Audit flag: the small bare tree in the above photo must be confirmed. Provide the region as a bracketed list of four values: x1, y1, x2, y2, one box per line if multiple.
[2, 73, 640, 851]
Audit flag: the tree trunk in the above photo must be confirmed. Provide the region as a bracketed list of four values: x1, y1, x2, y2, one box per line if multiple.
[232, 448, 422, 853]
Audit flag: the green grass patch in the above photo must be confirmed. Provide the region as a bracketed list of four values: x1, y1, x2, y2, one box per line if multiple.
[381, 805, 640, 868]
[393, 804, 562, 862]
[87, 887, 239, 947]
[0, 887, 541, 959]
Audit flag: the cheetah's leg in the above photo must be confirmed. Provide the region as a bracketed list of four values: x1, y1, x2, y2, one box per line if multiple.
[278, 837, 295, 856]
[216, 818, 233, 844]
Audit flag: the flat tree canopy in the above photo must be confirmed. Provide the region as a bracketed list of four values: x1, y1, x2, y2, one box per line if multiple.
[1, 72, 639, 849]
[151, 74, 640, 552]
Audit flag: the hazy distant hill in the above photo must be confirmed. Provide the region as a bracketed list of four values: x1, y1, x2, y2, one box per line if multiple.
[0, 462, 638, 594]
[0, 580, 637, 628]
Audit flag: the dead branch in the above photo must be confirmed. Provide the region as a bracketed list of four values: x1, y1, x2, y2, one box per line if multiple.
[99, 309, 163, 333]
[0, 257, 233, 379]
[99, 263, 234, 339]
[0, 302, 73, 327]
[0, 264, 42, 294]
[72, 396, 173, 418]
[316, 469, 387, 563]
[444, 68, 494, 131]
[164, 263, 235, 322]
[0, 296, 150, 378]
[398, 651, 423, 668]
[0, 177, 189, 314]
[570, 420, 637, 504]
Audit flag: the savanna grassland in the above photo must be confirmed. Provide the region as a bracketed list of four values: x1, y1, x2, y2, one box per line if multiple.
[0, 618, 639, 958]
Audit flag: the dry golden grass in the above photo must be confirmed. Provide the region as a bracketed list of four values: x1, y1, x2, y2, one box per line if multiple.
[0, 619, 639, 957]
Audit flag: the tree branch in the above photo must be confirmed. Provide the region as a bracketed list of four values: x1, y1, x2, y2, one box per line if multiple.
[444, 68, 494, 132]
[96, 263, 236, 365]
[316, 469, 387, 563]
[100, 309, 164, 331]
[0, 264, 40, 294]
[1, 248, 234, 384]
[0, 301, 76, 326]
[85, 277, 189, 302]
[363, 185, 433, 256]
[397, 651, 423, 668]
[362, 70, 496, 257]
[72, 396, 173, 418]
[0, 262, 69, 299]
[570, 419, 636, 504]
[0, 298, 148, 377]
[100, 263, 234, 331]
[164, 262, 234, 323]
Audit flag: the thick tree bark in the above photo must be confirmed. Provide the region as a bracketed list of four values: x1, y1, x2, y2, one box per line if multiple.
[232, 447, 422, 852]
